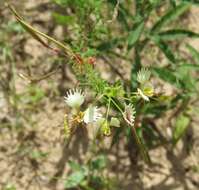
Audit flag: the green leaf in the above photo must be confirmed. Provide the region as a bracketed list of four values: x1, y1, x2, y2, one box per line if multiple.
[97, 38, 122, 51]
[90, 155, 107, 170]
[176, 63, 198, 91]
[182, 0, 199, 5]
[64, 161, 88, 189]
[153, 63, 198, 91]
[30, 151, 48, 159]
[128, 21, 144, 48]
[28, 86, 45, 103]
[131, 47, 141, 90]
[155, 29, 199, 40]
[173, 114, 190, 145]
[135, 0, 144, 15]
[152, 67, 178, 86]
[151, 36, 176, 63]
[110, 117, 120, 127]
[178, 63, 199, 70]
[4, 184, 16, 190]
[170, 0, 177, 7]
[108, 0, 131, 30]
[151, 3, 190, 33]
[53, 13, 75, 25]
[68, 161, 82, 171]
[7, 21, 24, 33]
[53, 0, 69, 6]
[186, 44, 199, 62]
[64, 171, 86, 188]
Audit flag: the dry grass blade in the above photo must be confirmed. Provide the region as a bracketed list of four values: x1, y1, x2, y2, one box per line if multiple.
[7, 4, 76, 60]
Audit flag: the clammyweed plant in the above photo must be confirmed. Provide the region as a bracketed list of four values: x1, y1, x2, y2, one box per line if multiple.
[7, 0, 199, 188]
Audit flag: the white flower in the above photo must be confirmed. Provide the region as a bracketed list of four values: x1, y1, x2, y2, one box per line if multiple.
[123, 104, 136, 126]
[83, 106, 102, 124]
[64, 89, 85, 108]
[137, 88, 150, 101]
[137, 68, 151, 84]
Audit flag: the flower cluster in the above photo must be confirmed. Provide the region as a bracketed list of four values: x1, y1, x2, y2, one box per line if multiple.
[64, 88, 136, 138]
[63, 67, 154, 139]
[64, 89, 101, 124]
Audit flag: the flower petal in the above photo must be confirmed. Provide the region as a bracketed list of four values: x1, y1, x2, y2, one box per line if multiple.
[137, 88, 150, 101]
[64, 89, 85, 108]
[83, 106, 102, 124]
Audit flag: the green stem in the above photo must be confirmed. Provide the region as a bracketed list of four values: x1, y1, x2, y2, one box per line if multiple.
[110, 98, 123, 114]
[106, 98, 111, 120]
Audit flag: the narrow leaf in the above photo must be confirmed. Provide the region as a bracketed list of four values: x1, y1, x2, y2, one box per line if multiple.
[173, 114, 190, 145]
[152, 67, 178, 86]
[16, 18, 50, 48]
[151, 36, 176, 63]
[8, 4, 75, 58]
[151, 3, 190, 33]
[156, 29, 199, 40]
[182, 0, 199, 5]
[128, 21, 144, 48]
[178, 62, 199, 70]
[170, 0, 177, 7]
[8, 4, 48, 48]
[131, 47, 141, 90]
[135, 0, 143, 15]
[131, 126, 151, 164]
[186, 44, 199, 62]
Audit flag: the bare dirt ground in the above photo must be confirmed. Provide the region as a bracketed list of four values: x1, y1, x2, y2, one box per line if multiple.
[0, 1, 199, 190]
